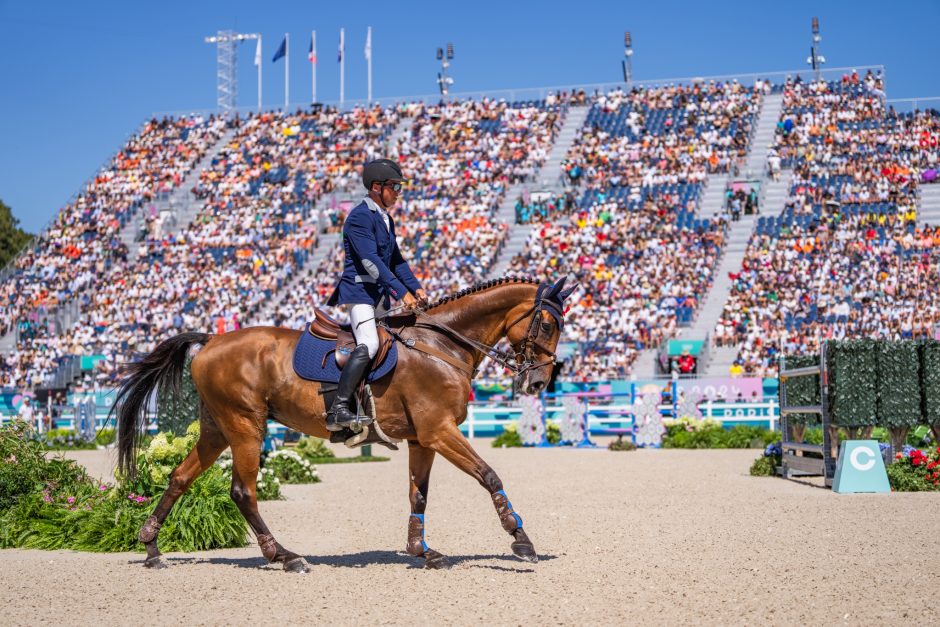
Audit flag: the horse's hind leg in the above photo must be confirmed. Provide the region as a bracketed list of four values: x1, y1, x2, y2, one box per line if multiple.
[406, 441, 449, 569]
[228, 435, 309, 574]
[425, 423, 538, 563]
[139, 416, 228, 569]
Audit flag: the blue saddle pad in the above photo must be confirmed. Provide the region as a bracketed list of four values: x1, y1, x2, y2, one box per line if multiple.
[292, 327, 398, 384]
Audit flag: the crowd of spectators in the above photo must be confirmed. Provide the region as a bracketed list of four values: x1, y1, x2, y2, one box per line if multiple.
[0, 116, 226, 340]
[259, 97, 565, 332]
[561, 81, 763, 192]
[1, 106, 400, 389]
[490, 82, 763, 381]
[501, 198, 726, 380]
[7, 72, 940, 391]
[716, 71, 940, 376]
[391, 99, 562, 296]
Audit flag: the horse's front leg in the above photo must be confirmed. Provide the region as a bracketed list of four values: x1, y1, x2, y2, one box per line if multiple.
[425, 423, 537, 563]
[406, 441, 449, 569]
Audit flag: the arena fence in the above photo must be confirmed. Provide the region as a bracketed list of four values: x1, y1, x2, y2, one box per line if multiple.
[1, 396, 781, 440]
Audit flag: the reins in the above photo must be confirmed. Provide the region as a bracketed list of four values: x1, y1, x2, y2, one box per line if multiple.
[377, 297, 560, 380]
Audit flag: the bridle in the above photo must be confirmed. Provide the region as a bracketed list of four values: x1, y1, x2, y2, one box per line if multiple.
[379, 289, 564, 381]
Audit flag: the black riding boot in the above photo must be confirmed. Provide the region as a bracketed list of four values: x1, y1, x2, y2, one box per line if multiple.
[326, 344, 374, 432]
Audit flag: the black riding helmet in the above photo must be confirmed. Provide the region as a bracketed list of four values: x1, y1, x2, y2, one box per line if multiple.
[362, 158, 405, 191]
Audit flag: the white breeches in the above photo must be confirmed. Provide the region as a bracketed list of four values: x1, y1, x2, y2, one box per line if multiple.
[349, 303, 380, 359]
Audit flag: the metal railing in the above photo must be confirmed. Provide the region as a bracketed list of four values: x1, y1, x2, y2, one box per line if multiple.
[886, 96, 940, 113]
[152, 65, 887, 118]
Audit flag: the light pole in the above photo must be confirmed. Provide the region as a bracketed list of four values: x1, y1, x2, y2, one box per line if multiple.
[622, 31, 633, 89]
[436, 43, 454, 97]
[805, 17, 826, 82]
[205, 30, 262, 113]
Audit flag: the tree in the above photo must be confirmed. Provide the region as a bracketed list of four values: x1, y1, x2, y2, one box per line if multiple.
[156, 359, 202, 436]
[0, 199, 33, 268]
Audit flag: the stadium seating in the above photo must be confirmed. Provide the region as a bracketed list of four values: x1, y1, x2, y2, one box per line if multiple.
[715, 70, 940, 376]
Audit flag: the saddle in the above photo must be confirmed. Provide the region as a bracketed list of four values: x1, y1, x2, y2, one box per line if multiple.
[308, 308, 394, 369]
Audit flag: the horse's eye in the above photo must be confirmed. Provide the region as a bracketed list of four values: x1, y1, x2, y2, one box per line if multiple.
[540, 320, 553, 332]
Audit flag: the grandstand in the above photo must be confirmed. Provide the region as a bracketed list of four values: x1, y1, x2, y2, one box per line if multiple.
[2, 66, 939, 392]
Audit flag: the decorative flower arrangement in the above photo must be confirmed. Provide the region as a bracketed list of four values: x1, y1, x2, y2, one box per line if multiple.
[0, 421, 247, 552]
[887, 446, 940, 491]
[750, 442, 783, 476]
[216, 457, 282, 501]
[263, 449, 320, 485]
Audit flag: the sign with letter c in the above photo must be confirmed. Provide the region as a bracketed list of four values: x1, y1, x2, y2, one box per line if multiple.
[833, 440, 890, 494]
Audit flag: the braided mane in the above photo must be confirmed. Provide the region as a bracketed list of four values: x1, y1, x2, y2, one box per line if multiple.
[425, 276, 541, 311]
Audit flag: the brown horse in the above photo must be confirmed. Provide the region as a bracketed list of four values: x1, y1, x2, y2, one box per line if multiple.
[113, 277, 574, 571]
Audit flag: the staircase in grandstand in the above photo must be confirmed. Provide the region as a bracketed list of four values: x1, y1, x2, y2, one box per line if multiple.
[118, 127, 237, 256]
[489, 105, 589, 278]
[386, 116, 414, 157]
[630, 94, 785, 377]
[672, 93, 786, 377]
[687, 94, 790, 376]
[919, 182, 940, 226]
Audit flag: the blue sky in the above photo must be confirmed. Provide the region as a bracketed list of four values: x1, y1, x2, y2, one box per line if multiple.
[1, 0, 938, 234]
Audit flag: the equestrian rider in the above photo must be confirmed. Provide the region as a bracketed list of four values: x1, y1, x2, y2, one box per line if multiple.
[325, 158, 428, 431]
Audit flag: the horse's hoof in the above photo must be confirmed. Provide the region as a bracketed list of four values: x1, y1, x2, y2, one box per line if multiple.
[143, 555, 168, 569]
[424, 550, 451, 570]
[511, 541, 538, 563]
[284, 557, 309, 574]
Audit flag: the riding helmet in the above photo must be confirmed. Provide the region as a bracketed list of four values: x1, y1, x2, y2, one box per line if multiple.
[362, 158, 405, 190]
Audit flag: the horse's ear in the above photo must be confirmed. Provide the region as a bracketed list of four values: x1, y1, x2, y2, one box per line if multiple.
[559, 282, 579, 302]
[546, 276, 567, 300]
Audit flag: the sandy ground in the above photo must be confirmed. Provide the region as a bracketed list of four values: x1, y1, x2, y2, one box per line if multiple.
[1, 442, 939, 626]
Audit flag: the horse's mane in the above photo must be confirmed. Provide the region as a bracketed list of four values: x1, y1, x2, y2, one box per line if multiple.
[425, 276, 541, 311]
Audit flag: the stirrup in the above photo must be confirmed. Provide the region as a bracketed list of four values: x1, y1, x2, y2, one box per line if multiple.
[326, 410, 373, 433]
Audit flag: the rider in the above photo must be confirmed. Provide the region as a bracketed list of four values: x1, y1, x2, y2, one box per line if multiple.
[325, 158, 428, 431]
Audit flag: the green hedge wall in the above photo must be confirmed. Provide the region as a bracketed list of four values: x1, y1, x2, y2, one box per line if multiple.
[780, 354, 820, 426]
[922, 340, 940, 427]
[877, 340, 922, 429]
[783, 339, 940, 430]
[827, 339, 878, 428]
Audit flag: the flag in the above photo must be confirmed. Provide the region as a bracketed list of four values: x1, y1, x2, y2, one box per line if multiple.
[272, 36, 286, 63]
[338, 28, 344, 62]
[254, 39, 262, 67]
[308, 34, 317, 64]
[364, 26, 371, 61]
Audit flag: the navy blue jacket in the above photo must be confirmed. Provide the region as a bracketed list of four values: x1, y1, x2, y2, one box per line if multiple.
[327, 198, 422, 307]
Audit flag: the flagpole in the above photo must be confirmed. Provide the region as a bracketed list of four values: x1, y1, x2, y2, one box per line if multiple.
[316, 30, 317, 104]
[284, 32, 290, 110]
[367, 26, 372, 104]
[340, 27, 345, 108]
[257, 35, 263, 112]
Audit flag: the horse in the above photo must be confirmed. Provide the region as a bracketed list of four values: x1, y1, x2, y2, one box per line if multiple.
[112, 276, 574, 572]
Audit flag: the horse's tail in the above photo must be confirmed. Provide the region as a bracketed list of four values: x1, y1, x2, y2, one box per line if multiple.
[112, 332, 211, 479]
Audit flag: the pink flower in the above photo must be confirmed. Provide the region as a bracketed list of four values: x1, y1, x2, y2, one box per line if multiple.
[136, 496, 145, 503]
[66, 496, 75, 504]
[99, 485, 108, 491]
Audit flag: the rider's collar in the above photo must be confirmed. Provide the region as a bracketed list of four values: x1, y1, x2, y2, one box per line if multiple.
[364, 195, 388, 214]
